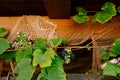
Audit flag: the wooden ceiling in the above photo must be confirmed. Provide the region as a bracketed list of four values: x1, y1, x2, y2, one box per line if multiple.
[0, 0, 119, 18]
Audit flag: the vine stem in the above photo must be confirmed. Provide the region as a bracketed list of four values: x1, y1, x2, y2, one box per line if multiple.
[10, 60, 15, 77]
[57, 45, 111, 49]
[87, 24, 120, 46]
[5, 45, 111, 52]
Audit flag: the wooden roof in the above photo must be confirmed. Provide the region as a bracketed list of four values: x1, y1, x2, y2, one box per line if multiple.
[0, 0, 119, 18]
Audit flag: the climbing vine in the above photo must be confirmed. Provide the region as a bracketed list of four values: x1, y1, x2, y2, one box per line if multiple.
[73, 2, 120, 24]
[0, 28, 74, 80]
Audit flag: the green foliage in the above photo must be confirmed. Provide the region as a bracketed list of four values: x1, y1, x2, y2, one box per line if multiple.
[37, 57, 66, 80]
[69, 52, 75, 60]
[73, 7, 89, 24]
[117, 6, 120, 13]
[103, 62, 120, 76]
[33, 38, 47, 51]
[0, 31, 71, 80]
[15, 46, 32, 63]
[109, 52, 118, 57]
[14, 58, 35, 80]
[61, 39, 69, 44]
[33, 48, 56, 67]
[14, 32, 29, 49]
[101, 2, 116, 10]
[50, 38, 62, 47]
[86, 44, 91, 51]
[0, 51, 16, 62]
[24, 46, 33, 58]
[15, 50, 24, 63]
[99, 48, 110, 60]
[73, 15, 89, 24]
[110, 39, 120, 55]
[100, 38, 120, 77]
[0, 28, 8, 37]
[0, 38, 10, 55]
[76, 7, 87, 16]
[93, 2, 116, 23]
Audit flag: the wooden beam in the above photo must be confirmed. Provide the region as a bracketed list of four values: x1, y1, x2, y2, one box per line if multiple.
[44, 0, 71, 19]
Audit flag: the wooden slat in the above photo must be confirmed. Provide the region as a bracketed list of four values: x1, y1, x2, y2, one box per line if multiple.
[44, 0, 71, 19]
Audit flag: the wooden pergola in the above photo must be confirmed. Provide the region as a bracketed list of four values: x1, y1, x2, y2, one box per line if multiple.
[0, 0, 120, 75]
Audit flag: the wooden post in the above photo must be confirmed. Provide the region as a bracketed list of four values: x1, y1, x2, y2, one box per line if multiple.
[44, 0, 71, 19]
[92, 37, 101, 74]
[0, 59, 3, 76]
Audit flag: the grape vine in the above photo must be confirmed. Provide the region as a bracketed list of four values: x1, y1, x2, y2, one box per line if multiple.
[0, 30, 74, 80]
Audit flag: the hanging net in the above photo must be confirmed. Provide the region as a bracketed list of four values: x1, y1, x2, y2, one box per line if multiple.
[7, 15, 57, 43]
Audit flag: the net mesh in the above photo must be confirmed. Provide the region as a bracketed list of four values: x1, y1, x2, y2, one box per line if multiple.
[7, 15, 57, 43]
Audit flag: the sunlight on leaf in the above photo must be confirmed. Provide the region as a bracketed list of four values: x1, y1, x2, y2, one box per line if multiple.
[73, 15, 89, 24]
[101, 2, 116, 10]
[0, 28, 8, 37]
[110, 39, 120, 55]
[100, 47, 110, 60]
[61, 39, 69, 44]
[37, 57, 66, 80]
[15, 50, 24, 63]
[0, 38, 10, 55]
[86, 44, 91, 51]
[33, 48, 56, 67]
[33, 38, 47, 51]
[50, 38, 62, 47]
[14, 58, 35, 80]
[103, 62, 120, 76]
[93, 2, 116, 23]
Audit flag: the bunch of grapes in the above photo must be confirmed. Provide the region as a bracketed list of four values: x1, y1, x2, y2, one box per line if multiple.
[11, 32, 33, 49]
[61, 47, 74, 64]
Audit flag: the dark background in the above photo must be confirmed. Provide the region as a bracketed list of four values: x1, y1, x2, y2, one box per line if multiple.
[0, 0, 119, 17]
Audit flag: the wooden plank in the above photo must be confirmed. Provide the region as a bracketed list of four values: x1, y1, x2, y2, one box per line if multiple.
[44, 0, 71, 19]
[92, 37, 101, 74]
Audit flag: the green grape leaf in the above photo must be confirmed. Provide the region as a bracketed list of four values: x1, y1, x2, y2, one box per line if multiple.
[110, 39, 120, 55]
[61, 39, 69, 44]
[14, 58, 35, 80]
[95, 12, 112, 23]
[117, 6, 120, 13]
[24, 46, 32, 58]
[99, 47, 110, 60]
[93, 2, 116, 23]
[0, 28, 8, 37]
[70, 52, 75, 60]
[44, 48, 56, 59]
[33, 38, 47, 51]
[103, 8, 116, 16]
[15, 50, 24, 63]
[49, 38, 62, 47]
[73, 15, 89, 24]
[92, 12, 101, 22]
[101, 2, 116, 10]
[86, 44, 91, 51]
[76, 7, 87, 15]
[33, 48, 56, 67]
[103, 62, 120, 76]
[0, 51, 16, 62]
[0, 38, 10, 55]
[109, 52, 118, 57]
[37, 57, 66, 80]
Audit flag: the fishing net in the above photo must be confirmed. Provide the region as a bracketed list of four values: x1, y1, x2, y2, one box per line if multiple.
[7, 15, 57, 43]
